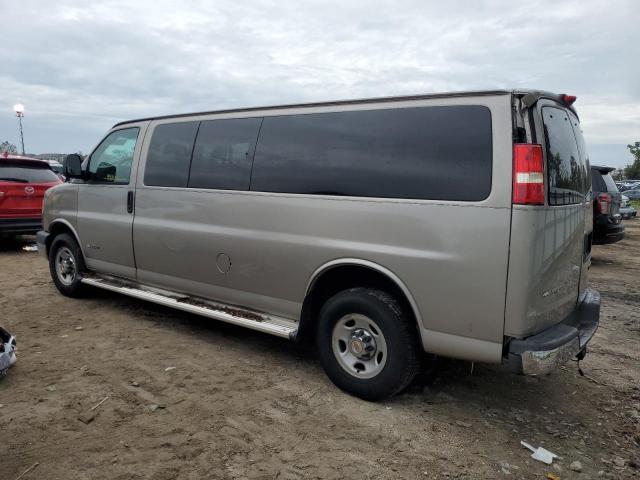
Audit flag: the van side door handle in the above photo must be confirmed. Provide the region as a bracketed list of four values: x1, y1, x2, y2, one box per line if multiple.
[127, 191, 135, 214]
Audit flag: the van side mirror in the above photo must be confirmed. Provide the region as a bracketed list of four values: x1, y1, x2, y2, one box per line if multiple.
[63, 154, 84, 179]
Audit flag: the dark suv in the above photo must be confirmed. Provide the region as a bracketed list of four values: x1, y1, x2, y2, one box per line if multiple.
[591, 165, 624, 244]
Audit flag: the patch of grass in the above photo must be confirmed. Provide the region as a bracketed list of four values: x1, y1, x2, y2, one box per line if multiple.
[630, 199, 640, 210]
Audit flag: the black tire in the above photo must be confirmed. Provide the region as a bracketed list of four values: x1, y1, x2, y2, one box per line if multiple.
[316, 288, 420, 401]
[49, 233, 86, 297]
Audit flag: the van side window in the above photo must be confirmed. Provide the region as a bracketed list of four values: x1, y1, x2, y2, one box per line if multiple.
[542, 107, 589, 205]
[251, 106, 492, 201]
[87, 128, 139, 184]
[188, 118, 262, 190]
[144, 122, 199, 187]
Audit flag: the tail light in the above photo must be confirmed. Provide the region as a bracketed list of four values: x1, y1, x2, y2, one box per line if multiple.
[597, 193, 611, 214]
[513, 144, 544, 205]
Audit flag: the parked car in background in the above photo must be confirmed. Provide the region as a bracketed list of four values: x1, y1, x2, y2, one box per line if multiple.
[39, 90, 600, 400]
[591, 165, 624, 244]
[620, 195, 637, 219]
[46, 160, 64, 176]
[623, 187, 640, 200]
[619, 181, 640, 192]
[0, 154, 63, 236]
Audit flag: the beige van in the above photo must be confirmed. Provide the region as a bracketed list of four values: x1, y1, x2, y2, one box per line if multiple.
[38, 90, 600, 399]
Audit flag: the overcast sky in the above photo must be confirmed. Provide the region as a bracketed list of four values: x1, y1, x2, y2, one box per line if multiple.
[1, 0, 638, 168]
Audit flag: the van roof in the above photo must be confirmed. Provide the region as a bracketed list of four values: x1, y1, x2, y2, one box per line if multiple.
[112, 89, 571, 127]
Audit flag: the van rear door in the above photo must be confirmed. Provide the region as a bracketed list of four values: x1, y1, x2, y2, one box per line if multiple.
[505, 97, 591, 338]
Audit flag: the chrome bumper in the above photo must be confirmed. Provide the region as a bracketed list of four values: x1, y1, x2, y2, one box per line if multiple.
[506, 289, 600, 375]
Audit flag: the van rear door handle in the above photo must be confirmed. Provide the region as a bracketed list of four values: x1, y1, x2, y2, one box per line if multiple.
[127, 191, 134, 214]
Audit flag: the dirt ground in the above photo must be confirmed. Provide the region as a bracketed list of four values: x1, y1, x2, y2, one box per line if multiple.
[1, 222, 639, 480]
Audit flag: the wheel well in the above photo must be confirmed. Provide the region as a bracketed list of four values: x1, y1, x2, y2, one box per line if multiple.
[47, 222, 79, 256]
[297, 264, 419, 343]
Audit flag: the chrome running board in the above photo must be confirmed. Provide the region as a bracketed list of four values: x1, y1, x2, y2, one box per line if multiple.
[81, 275, 298, 339]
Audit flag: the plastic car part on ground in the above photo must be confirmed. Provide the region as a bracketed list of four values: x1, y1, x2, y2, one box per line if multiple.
[521, 441, 560, 464]
[0, 327, 17, 376]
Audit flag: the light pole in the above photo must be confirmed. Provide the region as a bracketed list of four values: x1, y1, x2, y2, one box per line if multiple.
[13, 104, 25, 155]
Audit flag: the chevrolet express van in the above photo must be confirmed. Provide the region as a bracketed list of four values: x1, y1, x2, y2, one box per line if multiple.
[38, 90, 600, 400]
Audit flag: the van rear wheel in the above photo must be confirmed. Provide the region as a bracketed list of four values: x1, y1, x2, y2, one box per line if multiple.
[49, 233, 86, 297]
[316, 288, 420, 401]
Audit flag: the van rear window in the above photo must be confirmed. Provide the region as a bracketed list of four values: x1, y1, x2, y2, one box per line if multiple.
[251, 105, 492, 201]
[542, 107, 590, 205]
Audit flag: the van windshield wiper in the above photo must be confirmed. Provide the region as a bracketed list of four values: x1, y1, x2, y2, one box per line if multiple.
[0, 177, 29, 183]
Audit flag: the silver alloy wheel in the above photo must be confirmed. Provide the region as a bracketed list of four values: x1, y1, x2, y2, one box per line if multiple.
[332, 313, 388, 379]
[55, 246, 77, 286]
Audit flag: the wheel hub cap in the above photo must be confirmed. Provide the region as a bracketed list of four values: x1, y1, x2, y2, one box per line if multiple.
[55, 247, 76, 285]
[61, 259, 74, 274]
[332, 314, 387, 379]
[349, 328, 376, 359]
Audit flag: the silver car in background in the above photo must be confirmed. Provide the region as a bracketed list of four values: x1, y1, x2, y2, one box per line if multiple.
[38, 90, 600, 399]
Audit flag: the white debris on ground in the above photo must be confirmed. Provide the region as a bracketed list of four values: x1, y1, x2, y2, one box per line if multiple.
[0, 327, 17, 376]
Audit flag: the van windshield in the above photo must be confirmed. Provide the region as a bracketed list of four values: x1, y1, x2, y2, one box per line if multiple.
[542, 107, 590, 205]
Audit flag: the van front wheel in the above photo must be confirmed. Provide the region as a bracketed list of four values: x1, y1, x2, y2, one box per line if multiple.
[49, 233, 86, 297]
[316, 288, 420, 400]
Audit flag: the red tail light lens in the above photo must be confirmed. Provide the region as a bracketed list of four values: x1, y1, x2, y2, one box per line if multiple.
[560, 94, 577, 106]
[513, 144, 544, 205]
[597, 193, 611, 214]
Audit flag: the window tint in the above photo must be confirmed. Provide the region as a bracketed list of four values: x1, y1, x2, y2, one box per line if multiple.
[251, 106, 492, 201]
[144, 122, 199, 187]
[568, 112, 593, 198]
[0, 166, 59, 183]
[188, 118, 262, 190]
[88, 128, 139, 184]
[542, 107, 589, 205]
[591, 170, 606, 192]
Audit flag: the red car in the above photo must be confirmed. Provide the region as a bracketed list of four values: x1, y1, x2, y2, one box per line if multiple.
[0, 154, 62, 236]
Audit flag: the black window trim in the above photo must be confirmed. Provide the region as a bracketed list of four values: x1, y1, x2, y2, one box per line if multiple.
[143, 117, 262, 191]
[140, 104, 495, 203]
[540, 104, 589, 206]
[142, 121, 200, 188]
[185, 122, 202, 187]
[186, 117, 263, 191]
[248, 104, 493, 202]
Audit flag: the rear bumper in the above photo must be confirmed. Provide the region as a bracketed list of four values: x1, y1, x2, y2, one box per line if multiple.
[36, 230, 50, 258]
[505, 289, 600, 375]
[0, 217, 42, 234]
[593, 221, 625, 245]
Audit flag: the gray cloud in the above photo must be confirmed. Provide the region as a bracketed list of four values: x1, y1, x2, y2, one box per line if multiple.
[1, 0, 638, 167]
